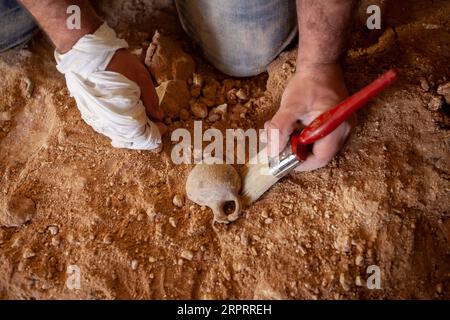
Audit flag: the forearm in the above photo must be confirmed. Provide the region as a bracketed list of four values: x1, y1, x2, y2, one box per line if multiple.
[19, 0, 102, 53]
[297, 0, 355, 65]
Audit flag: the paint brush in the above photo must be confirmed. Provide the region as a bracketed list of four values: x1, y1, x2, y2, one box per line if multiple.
[241, 69, 398, 205]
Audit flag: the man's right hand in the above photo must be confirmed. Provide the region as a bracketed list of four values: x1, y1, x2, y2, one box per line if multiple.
[107, 49, 167, 135]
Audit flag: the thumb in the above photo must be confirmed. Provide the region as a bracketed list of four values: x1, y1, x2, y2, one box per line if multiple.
[265, 108, 300, 158]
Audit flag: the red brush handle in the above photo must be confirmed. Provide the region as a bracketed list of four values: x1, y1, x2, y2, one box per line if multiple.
[291, 69, 398, 161]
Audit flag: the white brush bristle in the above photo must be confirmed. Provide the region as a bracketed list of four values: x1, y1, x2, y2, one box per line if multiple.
[240, 149, 281, 205]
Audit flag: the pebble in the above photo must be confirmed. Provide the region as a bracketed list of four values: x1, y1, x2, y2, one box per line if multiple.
[0, 111, 12, 121]
[148, 256, 157, 263]
[57, 129, 67, 145]
[137, 213, 146, 222]
[240, 234, 249, 246]
[355, 255, 364, 266]
[261, 209, 269, 219]
[437, 82, 450, 104]
[179, 108, 190, 121]
[51, 237, 60, 247]
[208, 112, 221, 122]
[3, 194, 36, 227]
[236, 89, 249, 101]
[264, 218, 273, 225]
[103, 235, 113, 244]
[419, 78, 430, 91]
[190, 101, 208, 119]
[131, 259, 139, 270]
[355, 276, 364, 287]
[172, 194, 184, 208]
[48, 225, 59, 236]
[23, 248, 36, 259]
[339, 273, 351, 291]
[23, 77, 34, 98]
[169, 217, 177, 228]
[180, 250, 194, 261]
[192, 73, 204, 87]
[226, 89, 238, 104]
[435, 283, 443, 294]
[427, 95, 443, 111]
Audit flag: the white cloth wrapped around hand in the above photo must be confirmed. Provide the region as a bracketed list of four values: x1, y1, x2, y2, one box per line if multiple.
[55, 23, 162, 150]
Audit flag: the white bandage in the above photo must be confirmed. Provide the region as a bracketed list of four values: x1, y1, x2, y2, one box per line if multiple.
[55, 23, 161, 150]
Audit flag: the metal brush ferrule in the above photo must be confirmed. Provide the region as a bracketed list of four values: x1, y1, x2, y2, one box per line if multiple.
[267, 144, 300, 179]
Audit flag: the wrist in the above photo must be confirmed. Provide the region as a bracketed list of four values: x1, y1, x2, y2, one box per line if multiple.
[57, 18, 102, 53]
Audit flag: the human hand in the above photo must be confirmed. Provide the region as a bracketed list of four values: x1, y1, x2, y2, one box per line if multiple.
[266, 63, 352, 172]
[107, 49, 167, 135]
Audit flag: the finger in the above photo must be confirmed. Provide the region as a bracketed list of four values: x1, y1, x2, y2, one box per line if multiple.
[137, 71, 164, 121]
[265, 108, 302, 158]
[295, 121, 351, 172]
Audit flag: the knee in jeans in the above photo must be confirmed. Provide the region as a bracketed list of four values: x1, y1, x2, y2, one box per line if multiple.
[212, 52, 275, 78]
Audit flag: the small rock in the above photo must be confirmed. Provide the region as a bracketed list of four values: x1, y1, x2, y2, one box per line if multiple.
[57, 129, 67, 144]
[240, 234, 249, 246]
[148, 256, 157, 263]
[190, 101, 208, 119]
[172, 194, 184, 208]
[156, 80, 191, 119]
[202, 78, 220, 101]
[215, 104, 228, 114]
[236, 88, 249, 101]
[436, 283, 444, 294]
[145, 31, 195, 84]
[48, 225, 59, 236]
[222, 79, 236, 92]
[261, 209, 269, 219]
[264, 218, 273, 225]
[180, 249, 194, 261]
[227, 89, 238, 105]
[179, 108, 190, 121]
[192, 74, 204, 87]
[146, 207, 157, 220]
[355, 255, 364, 266]
[103, 235, 113, 244]
[1, 194, 36, 227]
[190, 84, 202, 98]
[12, 237, 23, 247]
[51, 237, 60, 247]
[339, 273, 351, 292]
[0, 111, 12, 121]
[355, 276, 364, 287]
[208, 111, 221, 122]
[419, 78, 430, 92]
[23, 248, 36, 259]
[427, 95, 444, 111]
[131, 259, 139, 270]
[437, 82, 450, 104]
[169, 217, 177, 228]
[23, 77, 34, 98]
[137, 213, 145, 222]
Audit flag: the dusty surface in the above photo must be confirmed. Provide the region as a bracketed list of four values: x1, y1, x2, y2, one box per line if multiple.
[0, 0, 449, 299]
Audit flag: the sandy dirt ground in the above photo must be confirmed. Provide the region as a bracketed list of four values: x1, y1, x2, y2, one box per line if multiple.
[0, 0, 449, 299]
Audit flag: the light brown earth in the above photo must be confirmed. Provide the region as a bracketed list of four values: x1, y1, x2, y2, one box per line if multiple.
[0, 0, 449, 299]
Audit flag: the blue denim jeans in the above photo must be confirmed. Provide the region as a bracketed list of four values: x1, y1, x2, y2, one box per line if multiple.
[1, 0, 297, 77]
[0, 0, 39, 52]
[176, 0, 298, 77]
